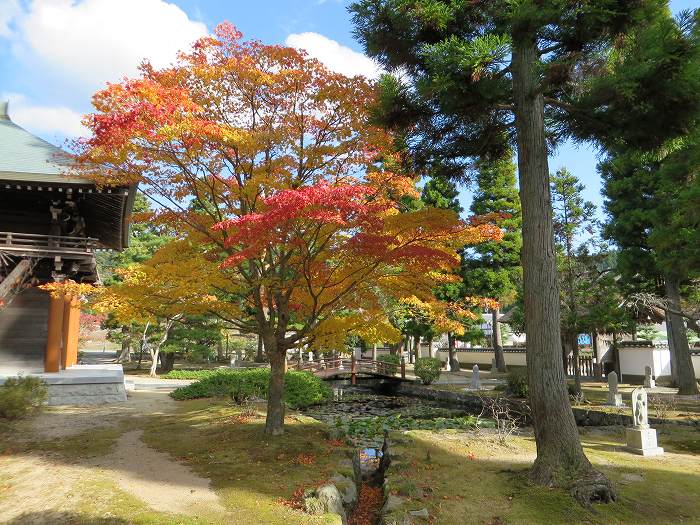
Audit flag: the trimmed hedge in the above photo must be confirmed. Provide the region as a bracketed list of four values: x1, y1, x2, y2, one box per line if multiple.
[162, 369, 231, 380]
[169, 368, 331, 408]
[414, 357, 442, 385]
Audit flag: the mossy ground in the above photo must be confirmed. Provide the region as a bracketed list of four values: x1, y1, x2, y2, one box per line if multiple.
[0, 396, 351, 525]
[382, 425, 700, 525]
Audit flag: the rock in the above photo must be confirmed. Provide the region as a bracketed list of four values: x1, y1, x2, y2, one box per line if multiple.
[382, 494, 405, 514]
[331, 474, 358, 506]
[316, 484, 346, 520]
[409, 508, 430, 520]
[620, 473, 644, 484]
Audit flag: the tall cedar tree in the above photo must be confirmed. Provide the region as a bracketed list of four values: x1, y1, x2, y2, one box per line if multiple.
[550, 168, 597, 394]
[350, 0, 676, 499]
[601, 141, 700, 394]
[589, 12, 700, 394]
[463, 152, 522, 373]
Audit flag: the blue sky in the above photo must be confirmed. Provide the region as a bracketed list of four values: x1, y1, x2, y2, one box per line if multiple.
[1, 0, 696, 217]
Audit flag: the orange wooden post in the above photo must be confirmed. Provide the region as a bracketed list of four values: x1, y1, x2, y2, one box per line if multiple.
[64, 295, 80, 367]
[45, 294, 64, 373]
[351, 355, 357, 385]
[401, 357, 406, 379]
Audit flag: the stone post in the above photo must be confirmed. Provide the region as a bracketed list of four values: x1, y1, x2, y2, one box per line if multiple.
[471, 365, 480, 390]
[606, 371, 623, 407]
[643, 365, 656, 388]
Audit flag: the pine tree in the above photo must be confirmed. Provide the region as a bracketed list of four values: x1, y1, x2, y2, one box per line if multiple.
[463, 153, 522, 372]
[350, 0, 675, 498]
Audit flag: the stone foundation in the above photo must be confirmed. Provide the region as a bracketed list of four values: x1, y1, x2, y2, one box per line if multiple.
[48, 381, 127, 405]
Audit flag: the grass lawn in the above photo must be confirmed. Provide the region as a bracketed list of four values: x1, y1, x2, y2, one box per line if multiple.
[382, 425, 700, 525]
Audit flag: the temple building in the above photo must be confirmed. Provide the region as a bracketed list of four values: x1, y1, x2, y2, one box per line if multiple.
[0, 101, 136, 403]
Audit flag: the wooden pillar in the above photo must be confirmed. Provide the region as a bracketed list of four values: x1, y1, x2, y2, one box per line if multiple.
[45, 295, 64, 373]
[62, 295, 80, 368]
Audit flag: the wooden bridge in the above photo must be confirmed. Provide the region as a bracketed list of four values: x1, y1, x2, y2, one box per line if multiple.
[288, 356, 407, 384]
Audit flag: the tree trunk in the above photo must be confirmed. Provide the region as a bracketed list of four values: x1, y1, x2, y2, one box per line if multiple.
[511, 37, 611, 500]
[148, 318, 177, 378]
[160, 352, 176, 373]
[571, 332, 582, 396]
[265, 344, 286, 436]
[116, 325, 131, 363]
[413, 335, 421, 362]
[256, 334, 265, 363]
[138, 322, 150, 370]
[448, 332, 457, 371]
[665, 311, 680, 386]
[492, 309, 507, 372]
[612, 331, 621, 380]
[665, 276, 698, 395]
[427, 335, 434, 358]
[216, 340, 224, 362]
[372, 343, 378, 361]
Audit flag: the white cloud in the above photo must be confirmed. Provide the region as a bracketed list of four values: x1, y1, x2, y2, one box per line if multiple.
[285, 32, 382, 79]
[0, 0, 20, 37]
[11, 0, 208, 89]
[2, 93, 86, 138]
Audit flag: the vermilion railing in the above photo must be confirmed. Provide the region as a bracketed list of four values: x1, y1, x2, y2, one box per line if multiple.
[288, 355, 406, 383]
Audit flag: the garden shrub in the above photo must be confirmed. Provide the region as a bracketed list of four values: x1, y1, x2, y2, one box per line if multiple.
[506, 370, 528, 398]
[163, 369, 230, 380]
[414, 357, 442, 385]
[0, 376, 48, 419]
[377, 354, 401, 375]
[169, 368, 331, 408]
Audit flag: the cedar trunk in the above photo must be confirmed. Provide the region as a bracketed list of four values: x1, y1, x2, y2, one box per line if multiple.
[265, 344, 286, 435]
[665, 276, 698, 395]
[511, 38, 610, 498]
[492, 309, 507, 372]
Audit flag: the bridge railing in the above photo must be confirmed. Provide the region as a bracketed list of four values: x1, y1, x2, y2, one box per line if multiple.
[288, 355, 407, 383]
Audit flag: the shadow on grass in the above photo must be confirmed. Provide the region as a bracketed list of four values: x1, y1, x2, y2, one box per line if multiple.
[4, 511, 129, 524]
[4, 396, 700, 525]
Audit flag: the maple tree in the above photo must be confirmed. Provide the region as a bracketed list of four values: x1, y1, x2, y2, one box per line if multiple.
[73, 24, 502, 435]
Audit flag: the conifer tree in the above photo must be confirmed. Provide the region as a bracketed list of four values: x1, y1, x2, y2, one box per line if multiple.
[351, 0, 675, 498]
[462, 153, 522, 373]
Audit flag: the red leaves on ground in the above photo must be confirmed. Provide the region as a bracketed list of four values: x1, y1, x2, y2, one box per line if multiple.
[291, 453, 316, 465]
[348, 484, 384, 525]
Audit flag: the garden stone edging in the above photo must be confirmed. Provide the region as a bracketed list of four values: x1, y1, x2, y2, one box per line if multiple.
[392, 383, 699, 428]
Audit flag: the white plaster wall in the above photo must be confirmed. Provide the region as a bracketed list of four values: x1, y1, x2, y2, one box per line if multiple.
[435, 350, 527, 367]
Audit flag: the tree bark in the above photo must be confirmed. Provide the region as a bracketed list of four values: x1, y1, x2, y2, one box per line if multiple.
[372, 343, 378, 361]
[265, 343, 286, 435]
[492, 309, 507, 372]
[116, 325, 131, 363]
[427, 334, 434, 358]
[512, 37, 610, 499]
[148, 318, 177, 378]
[665, 276, 698, 395]
[664, 310, 680, 386]
[216, 340, 224, 362]
[412, 335, 420, 363]
[159, 352, 176, 373]
[571, 331, 582, 396]
[256, 334, 265, 363]
[448, 332, 458, 371]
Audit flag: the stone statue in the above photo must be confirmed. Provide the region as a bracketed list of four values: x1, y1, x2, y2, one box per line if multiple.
[631, 387, 649, 429]
[626, 386, 663, 456]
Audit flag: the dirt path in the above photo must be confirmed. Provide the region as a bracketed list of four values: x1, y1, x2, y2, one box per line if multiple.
[95, 429, 226, 515]
[0, 391, 227, 523]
